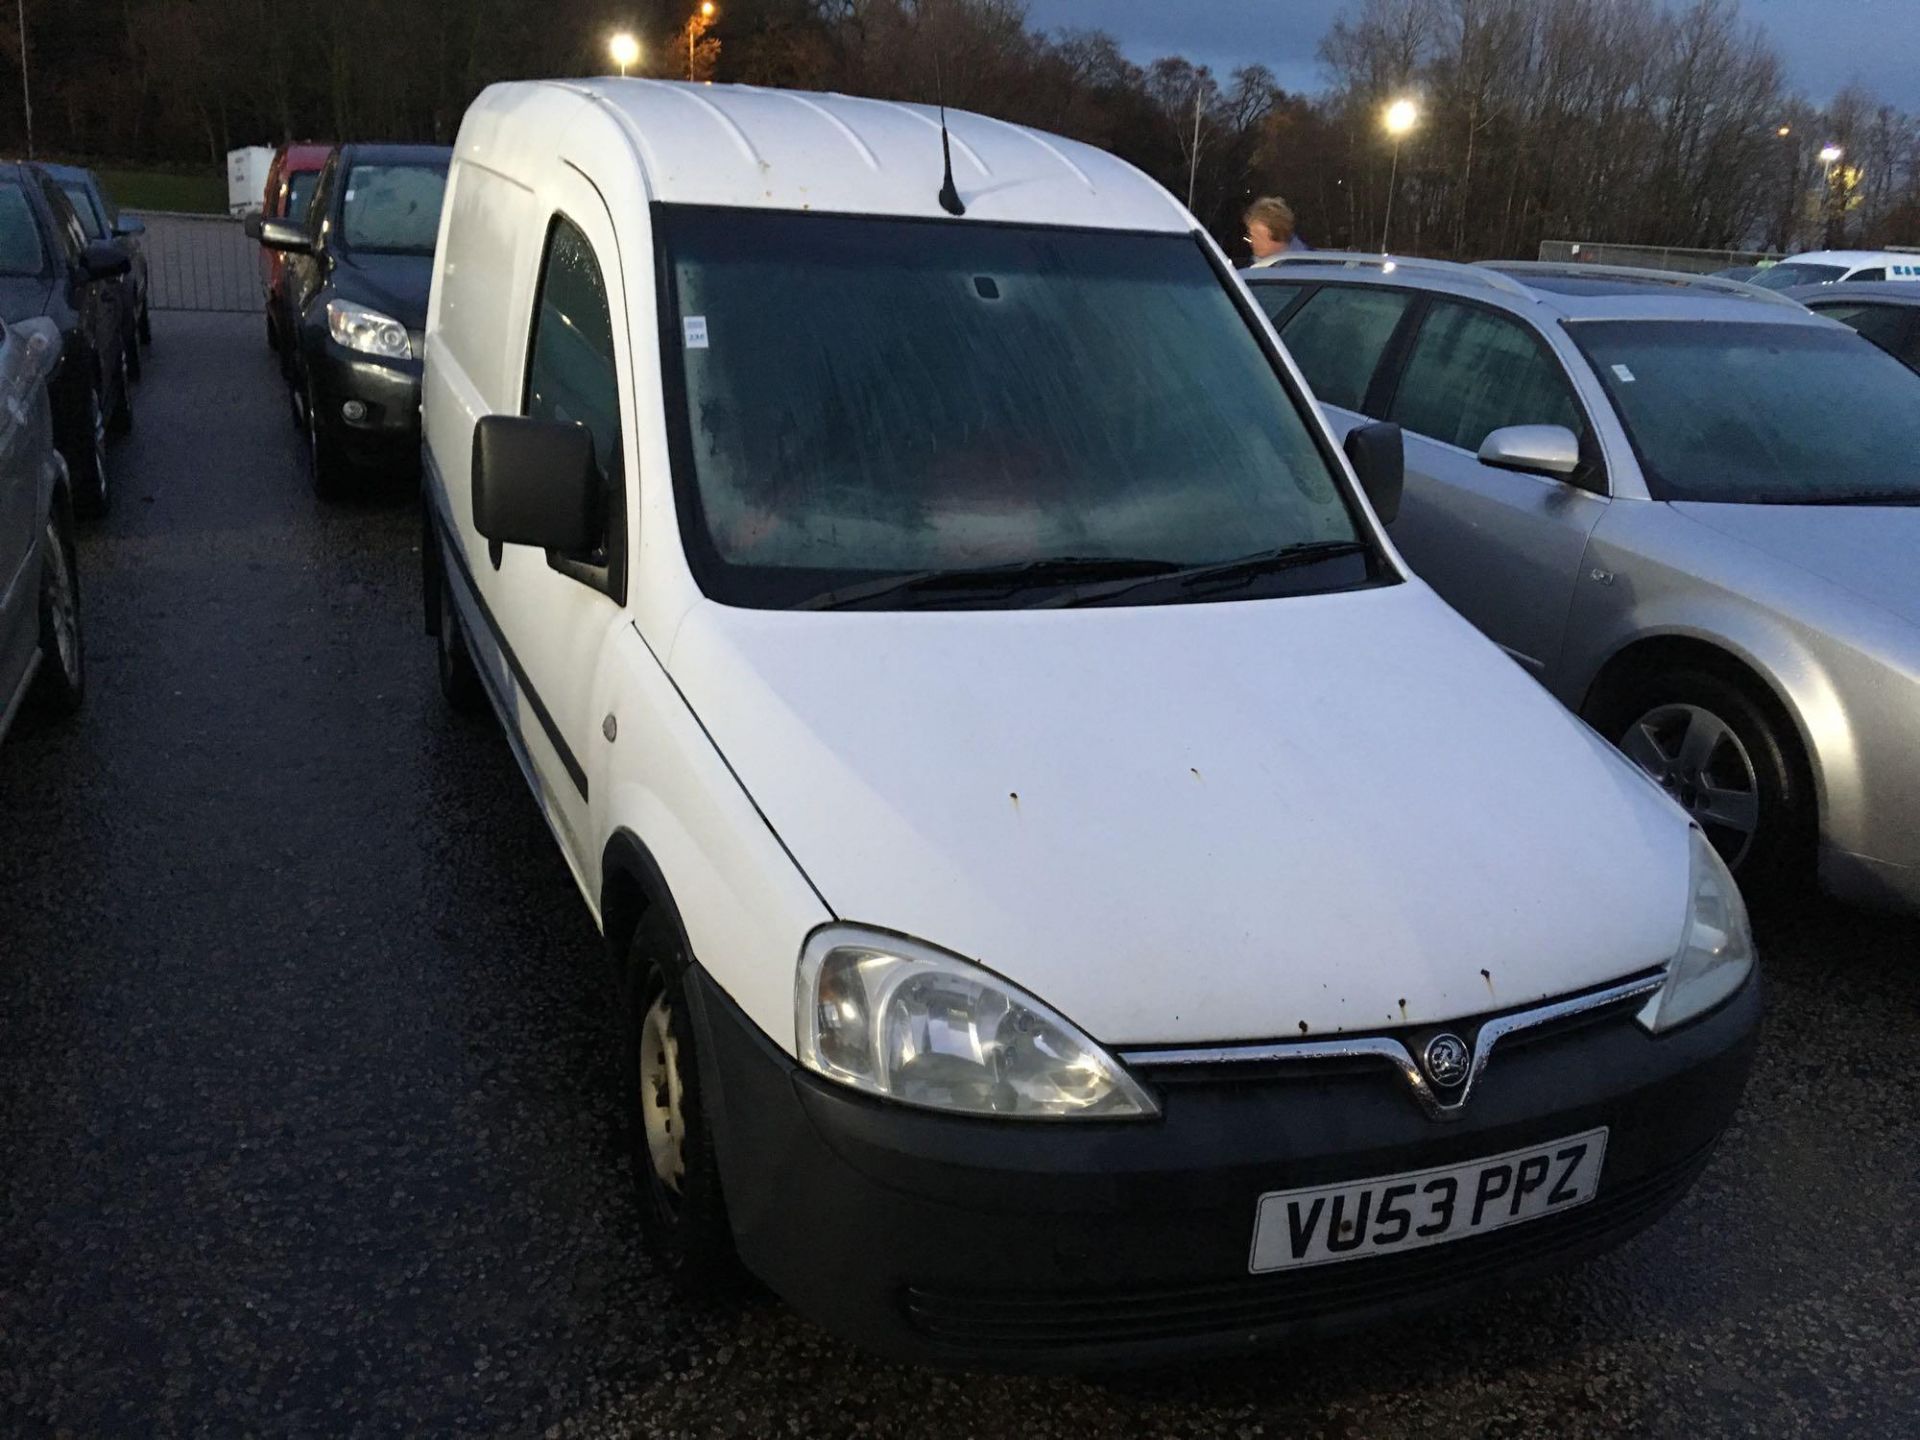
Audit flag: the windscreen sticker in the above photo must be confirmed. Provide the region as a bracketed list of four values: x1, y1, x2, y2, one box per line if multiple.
[344, 189, 355, 202]
[683, 315, 709, 349]
[1611, 363, 1636, 383]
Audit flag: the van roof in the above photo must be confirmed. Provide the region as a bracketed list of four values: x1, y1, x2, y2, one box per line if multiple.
[466, 79, 1191, 232]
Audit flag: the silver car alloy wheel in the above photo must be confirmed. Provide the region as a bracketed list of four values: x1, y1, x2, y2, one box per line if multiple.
[639, 992, 688, 1200]
[43, 518, 79, 682]
[1621, 702, 1760, 867]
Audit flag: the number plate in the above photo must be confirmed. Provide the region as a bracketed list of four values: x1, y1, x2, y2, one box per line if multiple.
[1249, 1128, 1608, 1273]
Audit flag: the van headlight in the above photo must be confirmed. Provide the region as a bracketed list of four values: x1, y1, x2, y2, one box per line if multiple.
[1639, 829, 1755, 1033]
[326, 299, 411, 359]
[795, 926, 1158, 1119]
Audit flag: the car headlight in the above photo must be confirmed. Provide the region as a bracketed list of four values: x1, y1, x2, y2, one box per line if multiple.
[795, 926, 1159, 1119]
[326, 299, 411, 359]
[1639, 829, 1755, 1033]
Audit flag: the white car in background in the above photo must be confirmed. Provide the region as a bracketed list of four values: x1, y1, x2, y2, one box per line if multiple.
[418, 78, 1759, 1369]
[1748, 248, 1920, 290]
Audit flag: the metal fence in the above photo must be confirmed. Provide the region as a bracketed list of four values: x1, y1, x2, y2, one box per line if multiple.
[1537, 239, 1783, 275]
[142, 211, 262, 312]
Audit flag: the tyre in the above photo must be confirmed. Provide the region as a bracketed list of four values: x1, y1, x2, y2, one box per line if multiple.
[66, 375, 111, 519]
[30, 497, 84, 714]
[1597, 664, 1810, 895]
[303, 380, 350, 500]
[621, 910, 739, 1293]
[139, 299, 153, 348]
[435, 565, 486, 715]
[107, 346, 134, 436]
[125, 322, 143, 383]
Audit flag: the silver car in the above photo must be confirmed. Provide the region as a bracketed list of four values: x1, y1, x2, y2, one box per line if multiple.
[0, 314, 83, 745]
[1246, 256, 1920, 912]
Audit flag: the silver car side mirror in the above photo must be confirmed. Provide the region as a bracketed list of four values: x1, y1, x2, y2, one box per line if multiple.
[1478, 424, 1581, 478]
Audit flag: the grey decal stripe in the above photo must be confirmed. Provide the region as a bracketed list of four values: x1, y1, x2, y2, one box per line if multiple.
[425, 458, 590, 802]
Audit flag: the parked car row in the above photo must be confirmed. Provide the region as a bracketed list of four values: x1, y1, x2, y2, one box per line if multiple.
[246, 141, 449, 497]
[406, 79, 1775, 1371]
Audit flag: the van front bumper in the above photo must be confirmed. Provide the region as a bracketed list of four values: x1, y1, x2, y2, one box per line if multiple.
[686, 964, 1760, 1371]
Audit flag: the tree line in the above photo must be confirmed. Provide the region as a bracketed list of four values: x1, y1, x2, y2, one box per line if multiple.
[3, 0, 1912, 257]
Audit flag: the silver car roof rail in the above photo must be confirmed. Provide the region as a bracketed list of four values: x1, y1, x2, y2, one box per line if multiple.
[1482, 260, 1808, 309]
[1257, 252, 1540, 302]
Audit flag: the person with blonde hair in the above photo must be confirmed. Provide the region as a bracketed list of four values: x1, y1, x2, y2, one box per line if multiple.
[1243, 196, 1306, 266]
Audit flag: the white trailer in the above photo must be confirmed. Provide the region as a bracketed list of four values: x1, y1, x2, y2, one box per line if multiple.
[225, 146, 274, 216]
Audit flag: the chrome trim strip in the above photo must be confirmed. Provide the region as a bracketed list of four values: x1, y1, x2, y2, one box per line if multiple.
[1120, 970, 1668, 1123]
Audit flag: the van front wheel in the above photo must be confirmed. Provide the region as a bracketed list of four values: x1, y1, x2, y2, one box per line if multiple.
[622, 911, 738, 1293]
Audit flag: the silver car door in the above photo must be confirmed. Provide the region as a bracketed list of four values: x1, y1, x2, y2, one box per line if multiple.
[1384, 298, 1606, 676]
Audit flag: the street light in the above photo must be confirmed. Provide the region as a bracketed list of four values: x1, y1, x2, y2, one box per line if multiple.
[609, 32, 640, 77]
[687, 2, 716, 82]
[1380, 98, 1418, 252]
[1819, 145, 1846, 246]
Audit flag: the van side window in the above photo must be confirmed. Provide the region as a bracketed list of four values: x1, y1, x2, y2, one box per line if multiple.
[1278, 286, 1412, 411]
[1388, 301, 1585, 455]
[524, 215, 626, 601]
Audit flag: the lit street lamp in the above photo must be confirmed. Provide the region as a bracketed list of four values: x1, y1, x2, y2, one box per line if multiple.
[1380, 98, 1418, 253]
[687, 2, 716, 82]
[609, 32, 641, 77]
[1819, 145, 1846, 247]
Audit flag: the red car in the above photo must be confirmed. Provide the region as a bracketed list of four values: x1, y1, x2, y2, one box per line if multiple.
[256, 142, 333, 354]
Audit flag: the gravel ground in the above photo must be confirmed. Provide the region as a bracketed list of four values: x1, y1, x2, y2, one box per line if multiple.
[0, 312, 1915, 1438]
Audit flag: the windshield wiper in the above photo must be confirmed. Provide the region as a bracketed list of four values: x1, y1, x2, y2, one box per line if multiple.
[1041, 539, 1373, 607]
[794, 556, 1184, 611]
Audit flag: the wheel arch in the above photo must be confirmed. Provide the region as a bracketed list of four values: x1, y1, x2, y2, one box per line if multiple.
[1579, 630, 1827, 825]
[600, 827, 695, 975]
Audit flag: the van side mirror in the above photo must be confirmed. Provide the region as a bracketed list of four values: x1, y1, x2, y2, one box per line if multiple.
[471, 415, 600, 555]
[1478, 424, 1580, 479]
[79, 239, 132, 281]
[256, 217, 311, 254]
[242, 212, 264, 241]
[114, 215, 146, 238]
[1344, 421, 1404, 526]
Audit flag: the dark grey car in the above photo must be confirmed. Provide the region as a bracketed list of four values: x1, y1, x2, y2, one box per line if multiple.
[1246, 256, 1920, 913]
[1782, 280, 1920, 372]
[0, 315, 83, 744]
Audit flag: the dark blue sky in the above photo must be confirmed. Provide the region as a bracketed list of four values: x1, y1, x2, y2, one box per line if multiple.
[1025, 0, 1920, 113]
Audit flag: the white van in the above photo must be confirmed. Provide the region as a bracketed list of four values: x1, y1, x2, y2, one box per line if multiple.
[420, 79, 1759, 1369]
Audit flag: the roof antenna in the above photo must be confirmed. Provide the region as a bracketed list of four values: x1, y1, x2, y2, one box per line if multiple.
[935, 58, 966, 216]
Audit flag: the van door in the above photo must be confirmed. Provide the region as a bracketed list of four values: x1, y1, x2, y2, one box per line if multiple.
[1381, 299, 1606, 675]
[455, 178, 632, 880]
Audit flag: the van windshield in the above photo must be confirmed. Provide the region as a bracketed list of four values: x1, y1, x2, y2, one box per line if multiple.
[658, 208, 1373, 609]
